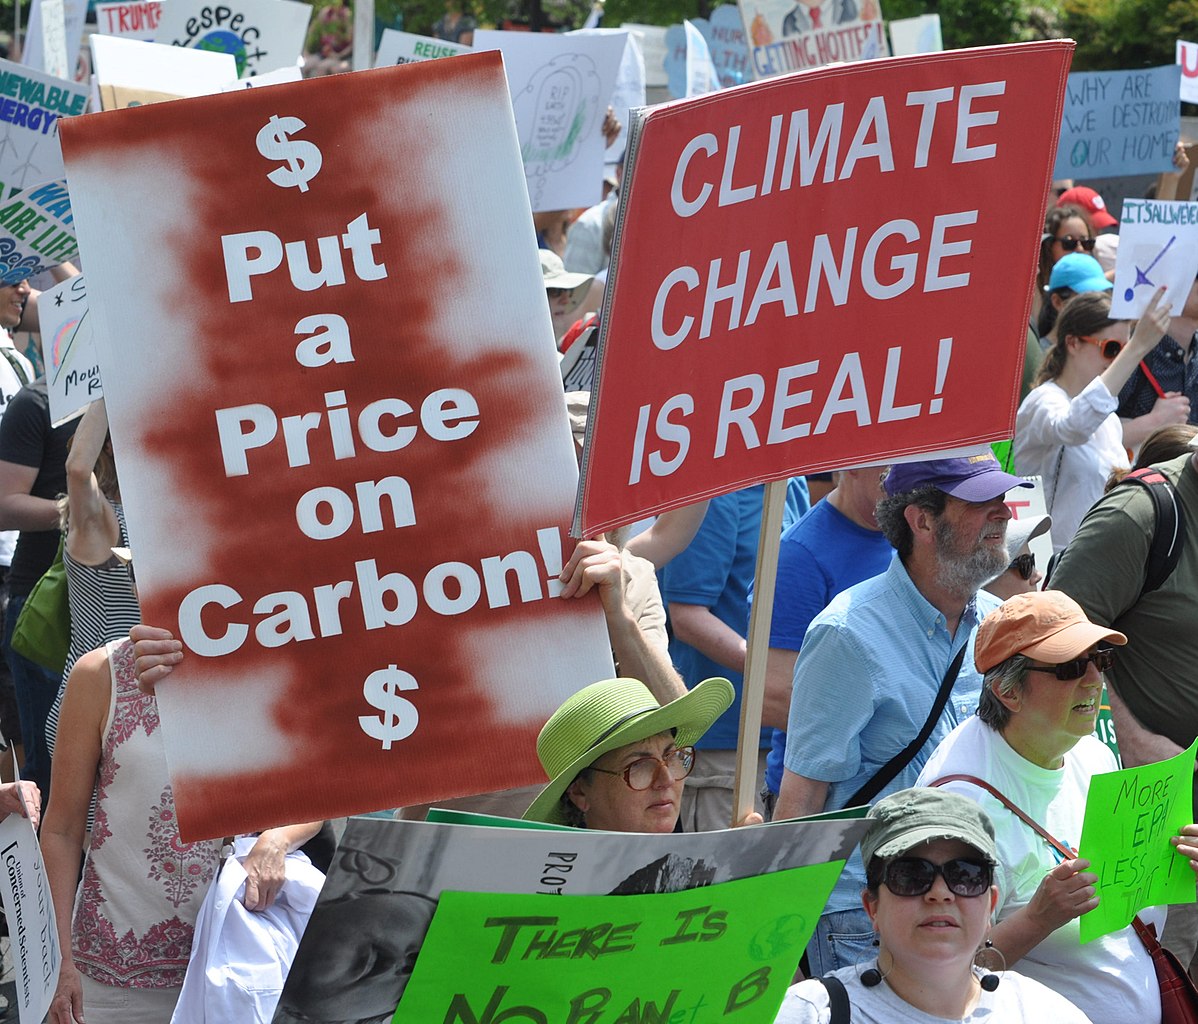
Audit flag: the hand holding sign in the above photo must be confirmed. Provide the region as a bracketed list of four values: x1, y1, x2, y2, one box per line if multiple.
[1025, 857, 1100, 933]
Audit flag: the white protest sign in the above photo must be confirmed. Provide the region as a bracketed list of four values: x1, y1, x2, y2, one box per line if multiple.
[568, 28, 643, 161]
[473, 30, 627, 212]
[889, 13, 942, 55]
[36, 0, 68, 81]
[1179, 40, 1198, 105]
[1111, 200, 1198, 318]
[154, 0, 312, 78]
[683, 20, 719, 96]
[90, 35, 237, 108]
[0, 790, 59, 1024]
[374, 29, 469, 67]
[0, 180, 76, 283]
[23, 0, 85, 80]
[0, 58, 87, 194]
[218, 64, 302, 90]
[42, 274, 98, 426]
[94, 0, 163, 41]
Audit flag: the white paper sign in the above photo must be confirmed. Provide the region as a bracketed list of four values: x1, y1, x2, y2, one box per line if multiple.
[1111, 199, 1198, 317]
[23, 0, 85, 81]
[684, 19, 719, 96]
[568, 28, 643, 162]
[0, 58, 88, 193]
[42, 274, 99, 426]
[218, 64, 302, 90]
[90, 34, 238, 102]
[1179, 40, 1198, 105]
[473, 30, 627, 212]
[0, 797, 59, 1024]
[374, 29, 470, 67]
[889, 14, 942, 56]
[36, 0, 68, 80]
[94, 0, 163, 41]
[153, 0, 313, 78]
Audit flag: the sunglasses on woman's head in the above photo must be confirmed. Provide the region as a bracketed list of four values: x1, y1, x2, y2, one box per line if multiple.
[1025, 645, 1116, 681]
[882, 857, 992, 897]
[1079, 335, 1124, 360]
[1007, 553, 1035, 580]
[1055, 234, 1096, 252]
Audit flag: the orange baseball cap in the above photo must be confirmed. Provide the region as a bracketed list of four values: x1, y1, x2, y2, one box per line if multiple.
[974, 591, 1125, 674]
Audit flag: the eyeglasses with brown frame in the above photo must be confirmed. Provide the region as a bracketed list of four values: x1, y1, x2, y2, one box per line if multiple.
[588, 746, 697, 790]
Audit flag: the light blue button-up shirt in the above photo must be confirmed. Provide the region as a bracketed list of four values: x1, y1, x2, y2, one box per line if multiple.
[784, 557, 1000, 914]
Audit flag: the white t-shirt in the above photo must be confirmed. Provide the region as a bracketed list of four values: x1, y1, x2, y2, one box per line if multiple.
[1014, 377, 1128, 552]
[0, 332, 33, 568]
[773, 965, 1094, 1023]
[917, 717, 1163, 1024]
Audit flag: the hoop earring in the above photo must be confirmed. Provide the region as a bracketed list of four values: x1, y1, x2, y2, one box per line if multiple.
[859, 938, 890, 988]
[974, 938, 1006, 992]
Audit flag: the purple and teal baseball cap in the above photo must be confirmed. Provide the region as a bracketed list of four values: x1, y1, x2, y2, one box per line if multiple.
[883, 453, 1031, 502]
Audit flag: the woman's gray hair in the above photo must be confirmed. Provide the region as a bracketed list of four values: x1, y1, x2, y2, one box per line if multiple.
[977, 654, 1031, 731]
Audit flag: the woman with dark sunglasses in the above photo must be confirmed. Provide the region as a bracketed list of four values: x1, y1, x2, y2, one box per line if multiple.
[774, 787, 1093, 1023]
[1015, 287, 1177, 552]
[1032, 205, 1094, 325]
[917, 591, 1198, 1024]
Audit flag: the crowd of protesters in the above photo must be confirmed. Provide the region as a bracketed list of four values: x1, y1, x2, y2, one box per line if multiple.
[0, 27, 1192, 1024]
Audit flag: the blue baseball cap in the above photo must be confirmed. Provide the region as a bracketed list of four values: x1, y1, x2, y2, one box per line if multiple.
[884, 453, 1031, 502]
[1048, 253, 1112, 294]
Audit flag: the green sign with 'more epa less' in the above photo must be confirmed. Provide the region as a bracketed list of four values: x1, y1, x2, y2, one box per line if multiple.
[394, 862, 842, 1023]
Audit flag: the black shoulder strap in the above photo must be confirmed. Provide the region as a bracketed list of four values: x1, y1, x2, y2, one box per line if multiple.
[843, 643, 968, 809]
[818, 976, 852, 1024]
[1119, 466, 1184, 597]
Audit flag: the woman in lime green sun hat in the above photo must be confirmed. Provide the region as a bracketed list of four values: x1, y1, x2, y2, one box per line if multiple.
[523, 676, 735, 831]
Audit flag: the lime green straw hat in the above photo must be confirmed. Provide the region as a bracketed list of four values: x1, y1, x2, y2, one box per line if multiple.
[523, 676, 735, 825]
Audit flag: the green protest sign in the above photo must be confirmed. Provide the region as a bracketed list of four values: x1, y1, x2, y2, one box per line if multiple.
[1077, 738, 1198, 943]
[394, 862, 842, 1023]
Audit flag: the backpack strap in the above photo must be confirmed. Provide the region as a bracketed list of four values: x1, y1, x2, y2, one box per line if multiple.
[1118, 467, 1184, 598]
[818, 976, 852, 1024]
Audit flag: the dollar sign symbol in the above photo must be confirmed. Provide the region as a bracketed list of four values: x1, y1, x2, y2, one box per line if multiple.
[255, 113, 323, 193]
[358, 665, 420, 750]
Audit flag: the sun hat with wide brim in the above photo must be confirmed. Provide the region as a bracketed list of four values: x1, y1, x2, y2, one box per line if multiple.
[523, 676, 734, 825]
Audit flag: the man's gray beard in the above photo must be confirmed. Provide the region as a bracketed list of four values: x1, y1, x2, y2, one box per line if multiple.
[936, 541, 1010, 597]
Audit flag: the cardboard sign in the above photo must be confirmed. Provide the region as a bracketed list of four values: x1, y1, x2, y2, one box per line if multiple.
[374, 29, 470, 67]
[218, 65, 302, 90]
[576, 42, 1073, 536]
[1110, 200, 1198, 318]
[1179, 40, 1198, 106]
[1053, 66, 1181, 180]
[95, 0, 164, 41]
[42, 274, 99, 426]
[59, 54, 616, 842]
[0, 57, 87, 192]
[473, 30, 628, 212]
[398, 865, 840, 1023]
[738, 0, 888, 78]
[0, 180, 76, 284]
[153, 0, 313, 78]
[0, 789, 60, 1024]
[90, 35, 238, 109]
[271, 812, 870, 1024]
[1077, 739, 1198, 943]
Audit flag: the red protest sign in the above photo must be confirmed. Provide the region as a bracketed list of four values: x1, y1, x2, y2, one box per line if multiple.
[576, 43, 1073, 537]
[59, 54, 614, 841]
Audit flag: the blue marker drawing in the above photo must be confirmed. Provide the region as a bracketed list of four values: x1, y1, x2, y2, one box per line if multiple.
[1125, 235, 1176, 301]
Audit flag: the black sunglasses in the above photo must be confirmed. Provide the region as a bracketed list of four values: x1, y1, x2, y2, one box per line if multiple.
[1008, 553, 1035, 580]
[1055, 234, 1096, 252]
[1025, 645, 1116, 681]
[883, 857, 992, 898]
